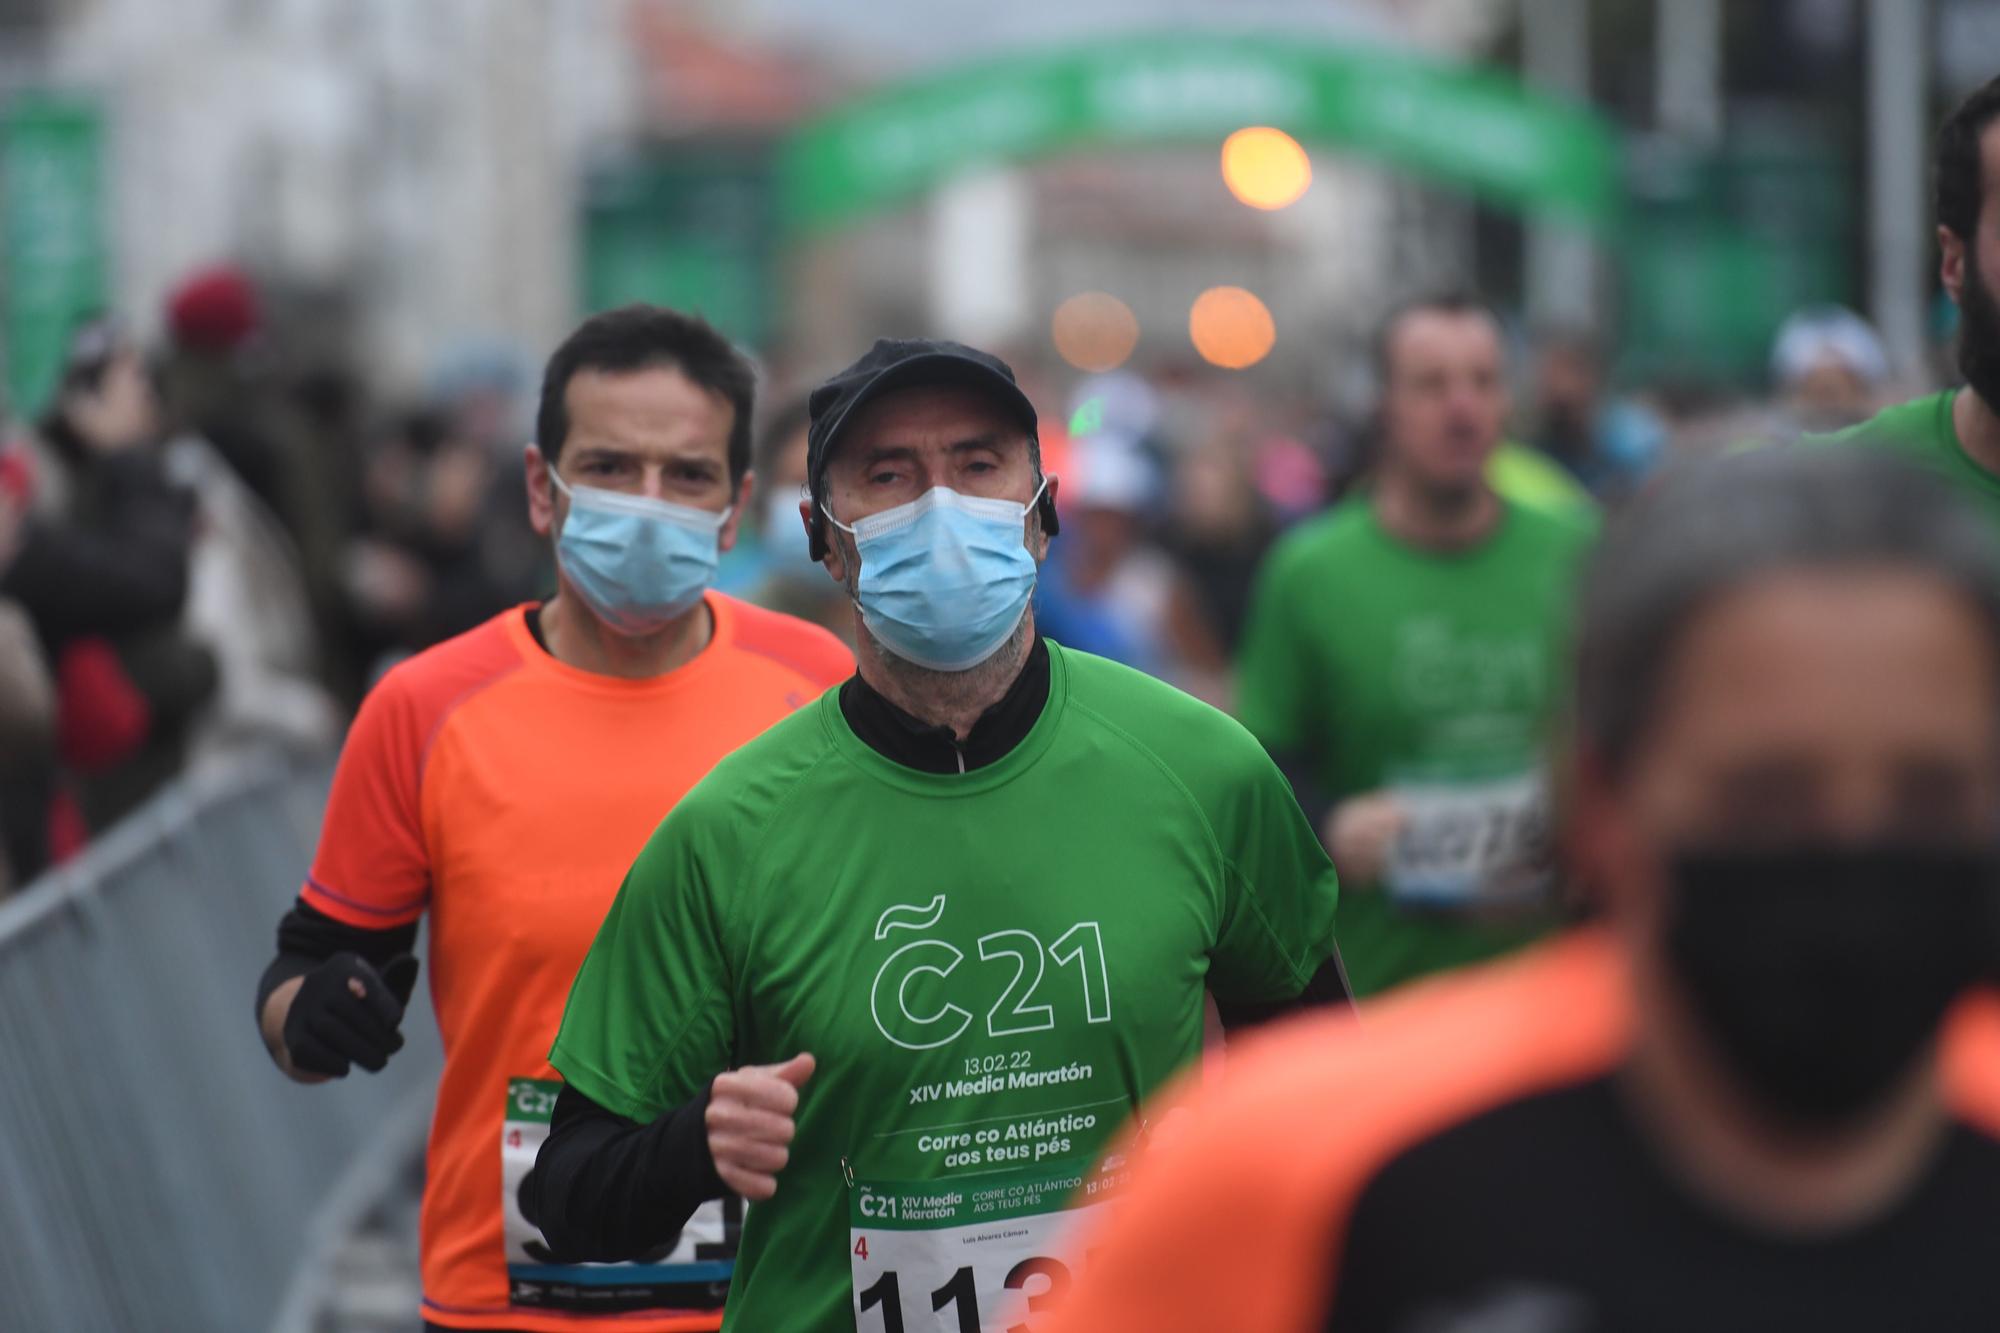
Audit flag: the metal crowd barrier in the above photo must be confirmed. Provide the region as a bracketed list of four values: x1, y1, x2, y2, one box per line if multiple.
[0, 750, 443, 1333]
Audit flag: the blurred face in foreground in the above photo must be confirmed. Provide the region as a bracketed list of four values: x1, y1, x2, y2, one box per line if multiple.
[1607, 568, 1999, 856]
[1578, 565, 2000, 1135]
[1380, 308, 1510, 505]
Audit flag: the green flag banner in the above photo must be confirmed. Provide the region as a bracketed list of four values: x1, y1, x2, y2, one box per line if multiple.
[778, 33, 1619, 232]
[1, 94, 106, 417]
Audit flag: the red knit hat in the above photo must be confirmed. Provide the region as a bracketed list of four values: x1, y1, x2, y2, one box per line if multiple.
[166, 266, 260, 351]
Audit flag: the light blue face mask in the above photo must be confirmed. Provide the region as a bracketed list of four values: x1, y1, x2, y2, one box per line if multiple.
[824, 479, 1047, 672]
[550, 471, 731, 636]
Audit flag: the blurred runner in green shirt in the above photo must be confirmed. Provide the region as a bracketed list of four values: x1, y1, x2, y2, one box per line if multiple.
[1821, 76, 2000, 529]
[1237, 294, 1596, 997]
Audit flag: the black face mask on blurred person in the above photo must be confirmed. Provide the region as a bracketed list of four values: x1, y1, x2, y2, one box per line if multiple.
[1956, 254, 2000, 414]
[1664, 842, 1997, 1134]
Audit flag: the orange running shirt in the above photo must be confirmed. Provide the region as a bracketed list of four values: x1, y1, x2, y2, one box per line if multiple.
[300, 595, 852, 1333]
[1045, 932, 2000, 1333]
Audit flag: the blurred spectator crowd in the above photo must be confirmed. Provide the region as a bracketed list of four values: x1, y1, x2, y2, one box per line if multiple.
[0, 267, 547, 894]
[1027, 296, 1903, 708]
[0, 260, 1912, 899]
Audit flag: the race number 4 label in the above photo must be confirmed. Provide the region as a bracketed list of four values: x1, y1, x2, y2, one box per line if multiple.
[501, 1077, 738, 1315]
[1384, 771, 1552, 911]
[848, 1159, 1129, 1332]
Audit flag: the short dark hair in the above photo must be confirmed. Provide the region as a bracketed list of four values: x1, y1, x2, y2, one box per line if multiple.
[536, 305, 756, 482]
[1372, 290, 1503, 384]
[1575, 447, 2000, 782]
[1936, 73, 2000, 243]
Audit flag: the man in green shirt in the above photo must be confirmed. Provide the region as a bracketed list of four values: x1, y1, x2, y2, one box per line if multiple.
[523, 338, 1344, 1331]
[1236, 294, 1596, 998]
[1823, 74, 2000, 528]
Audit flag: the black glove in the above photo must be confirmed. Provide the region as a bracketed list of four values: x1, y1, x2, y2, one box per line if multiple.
[282, 952, 420, 1077]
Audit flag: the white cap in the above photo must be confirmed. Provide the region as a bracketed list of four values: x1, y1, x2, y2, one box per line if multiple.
[1771, 305, 1890, 388]
[1071, 434, 1158, 513]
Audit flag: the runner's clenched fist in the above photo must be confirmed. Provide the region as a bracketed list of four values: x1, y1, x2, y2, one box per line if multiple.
[708, 1053, 815, 1199]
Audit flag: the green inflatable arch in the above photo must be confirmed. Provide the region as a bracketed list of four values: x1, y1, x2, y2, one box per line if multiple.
[777, 32, 1620, 233]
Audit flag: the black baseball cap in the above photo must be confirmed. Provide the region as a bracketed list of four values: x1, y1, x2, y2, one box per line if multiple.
[805, 337, 1055, 560]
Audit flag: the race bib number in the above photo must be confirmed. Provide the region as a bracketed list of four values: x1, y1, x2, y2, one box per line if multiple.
[501, 1077, 739, 1314]
[1384, 772, 1552, 911]
[848, 1158, 1129, 1332]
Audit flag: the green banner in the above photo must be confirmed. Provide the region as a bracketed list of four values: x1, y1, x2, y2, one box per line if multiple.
[1618, 132, 1852, 382]
[1, 94, 106, 417]
[582, 148, 777, 350]
[778, 33, 1619, 232]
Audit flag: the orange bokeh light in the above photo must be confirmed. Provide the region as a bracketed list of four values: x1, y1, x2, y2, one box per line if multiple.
[1051, 291, 1141, 373]
[1188, 286, 1276, 370]
[1220, 127, 1312, 211]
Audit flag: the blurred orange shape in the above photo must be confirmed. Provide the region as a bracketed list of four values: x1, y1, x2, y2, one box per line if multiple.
[1189, 286, 1276, 370]
[1221, 126, 1312, 211]
[1051, 291, 1141, 373]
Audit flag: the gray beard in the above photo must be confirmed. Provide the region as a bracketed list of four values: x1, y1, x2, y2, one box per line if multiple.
[860, 610, 1034, 704]
[839, 537, 1038, 722]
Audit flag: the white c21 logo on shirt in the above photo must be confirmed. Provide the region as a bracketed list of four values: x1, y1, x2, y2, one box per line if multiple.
[869, 896, 1113, 1052]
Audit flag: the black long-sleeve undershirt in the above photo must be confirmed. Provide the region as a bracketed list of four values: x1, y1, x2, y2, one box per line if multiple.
[517, 1085, 725, 1261]
[254, 898, 419, 1020]
[1214, 948, 1353, 1029]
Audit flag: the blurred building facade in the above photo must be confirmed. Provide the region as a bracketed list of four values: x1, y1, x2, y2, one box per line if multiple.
[0, 0, 1986, 403]
[28, 0, 642, 392]
[0, 0, 1539, 399]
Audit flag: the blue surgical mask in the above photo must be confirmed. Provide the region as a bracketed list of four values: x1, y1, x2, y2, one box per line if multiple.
[550, 471, 731, 636]
[824, 479, 1046, 671]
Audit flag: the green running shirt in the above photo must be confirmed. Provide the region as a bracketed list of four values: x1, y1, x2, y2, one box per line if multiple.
[1817, 390, 2000, 531]
[549, 642, 1341, 1332]
[1235, 497, 1596, 998]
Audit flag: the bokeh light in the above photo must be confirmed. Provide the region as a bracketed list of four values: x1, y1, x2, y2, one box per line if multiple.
[1220, 127, 1312, 211]
[1188, 286, 1276, 369]
[1051, 291, 1141, 372]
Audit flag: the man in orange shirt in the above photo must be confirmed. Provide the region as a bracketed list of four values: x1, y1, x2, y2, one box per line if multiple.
[1051, 447, 2000, 1332]
[254, 305, 852, 1333]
